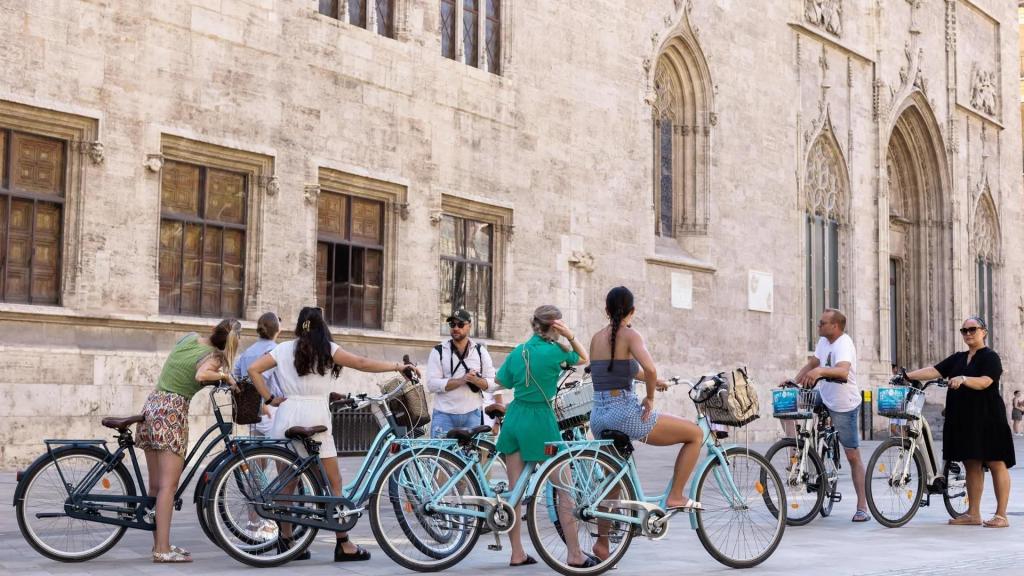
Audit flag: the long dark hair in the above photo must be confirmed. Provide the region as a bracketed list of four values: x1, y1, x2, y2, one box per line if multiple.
[294, 307, 341, 378]
[605, 286, 635, 372]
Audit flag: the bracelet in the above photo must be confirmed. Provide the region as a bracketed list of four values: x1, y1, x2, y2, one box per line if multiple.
[567, 334, 576, 343]
[265, 394, 275, 404]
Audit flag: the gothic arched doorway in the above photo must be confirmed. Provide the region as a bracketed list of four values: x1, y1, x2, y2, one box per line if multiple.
[885, 96, 953, 369]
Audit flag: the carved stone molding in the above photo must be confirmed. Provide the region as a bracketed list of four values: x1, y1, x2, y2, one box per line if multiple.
[973, 191, 1000, 263]
[805, 121, 849, 222]
[804, 0, 842, 37]
[74, 140, 104, 165]
[303, 184, 321, 204]
[144, 153, 165, 172]
[944, 0, 956, 53]
[260, 175, 279, 196]
[568, 250, 595, 273]
[969, 65, 998, 117]
[391, 202, 410, 220]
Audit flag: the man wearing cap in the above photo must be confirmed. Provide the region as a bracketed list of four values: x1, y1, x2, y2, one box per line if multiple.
[426, 309, 498, 437]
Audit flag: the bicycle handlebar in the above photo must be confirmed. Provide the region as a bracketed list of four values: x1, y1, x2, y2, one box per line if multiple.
[889, 372, 948, 390]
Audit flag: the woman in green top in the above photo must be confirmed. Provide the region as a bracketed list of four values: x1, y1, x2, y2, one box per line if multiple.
[136, 318, 241, 563]
[495, 305, 589, 567]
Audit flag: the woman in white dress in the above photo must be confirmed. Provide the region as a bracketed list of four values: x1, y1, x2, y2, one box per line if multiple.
[247, 306, 419, 561]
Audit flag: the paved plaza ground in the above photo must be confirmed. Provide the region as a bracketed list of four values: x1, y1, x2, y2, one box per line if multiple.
[1, 438, 1022, 576]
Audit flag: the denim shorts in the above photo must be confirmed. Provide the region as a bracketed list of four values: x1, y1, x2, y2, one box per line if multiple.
[431, 409, 482, 438]
[811, 391, 861, 449]
[590, 389, 660, 441]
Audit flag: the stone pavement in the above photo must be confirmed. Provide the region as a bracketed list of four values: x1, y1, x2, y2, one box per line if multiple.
[1, 438, 1022, 576]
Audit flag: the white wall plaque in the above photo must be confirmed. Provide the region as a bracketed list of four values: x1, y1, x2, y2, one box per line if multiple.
[671, 271, 693, 309]
[748, 270, 773, 313]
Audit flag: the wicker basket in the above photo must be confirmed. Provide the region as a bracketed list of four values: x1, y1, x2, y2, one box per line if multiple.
[381, 377, 431, 429]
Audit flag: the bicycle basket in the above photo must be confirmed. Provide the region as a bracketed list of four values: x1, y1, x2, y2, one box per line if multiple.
[876, 386, 925, 420]
[772, 388, 815, 420]
[231, 376, 262, 425]
[698, 370, 760, 427]
[381, 378, 431, 429]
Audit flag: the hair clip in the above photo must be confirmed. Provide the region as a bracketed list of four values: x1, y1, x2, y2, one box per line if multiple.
[302, 320, 311, 332]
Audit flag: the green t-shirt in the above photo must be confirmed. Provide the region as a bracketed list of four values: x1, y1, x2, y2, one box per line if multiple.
[157, 333, 216, 400]
[496, 335, 580, 403]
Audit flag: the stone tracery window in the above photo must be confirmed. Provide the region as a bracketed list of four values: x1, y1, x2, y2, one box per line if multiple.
[973, 193, 999, 345]
[652, 35, 713, 238]
[804, 131, 848, 349]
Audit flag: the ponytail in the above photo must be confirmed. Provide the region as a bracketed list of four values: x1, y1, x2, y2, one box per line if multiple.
[209, 318, 241, 372]
[605, 286, 635, 372]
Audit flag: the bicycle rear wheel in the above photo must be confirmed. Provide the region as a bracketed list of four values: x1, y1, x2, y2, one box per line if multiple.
[528, 449, 637, 576]
[16, 446, 134, 562]
[206, 447, 321, 567]
[942, 460, 969, 519]
[695, 447, 785, 569]
[762, 438, 823, 526]
[369, 449, 482, 572]
[865, 437, 925, 528]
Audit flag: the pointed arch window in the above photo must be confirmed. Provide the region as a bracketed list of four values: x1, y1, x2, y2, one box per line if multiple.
[804, 130, 848, 349]
[973, 192, 1000, 346]
[651, 35, 713, 238]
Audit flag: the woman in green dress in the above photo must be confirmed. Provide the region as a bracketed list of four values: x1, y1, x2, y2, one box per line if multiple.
[495, 305, 589, 567]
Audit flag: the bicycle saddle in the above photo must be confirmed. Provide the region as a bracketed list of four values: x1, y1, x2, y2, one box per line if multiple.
[484, 404, 506, 420]
[445, 425, 492, 442]
[285, 425, 328, 440]
[101, 415, 145, 431]
[600, 429, 634, 456]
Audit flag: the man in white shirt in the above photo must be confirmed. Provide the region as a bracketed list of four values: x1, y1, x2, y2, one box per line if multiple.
[427, 309, 498, 437]
[791, 308, 869, 522]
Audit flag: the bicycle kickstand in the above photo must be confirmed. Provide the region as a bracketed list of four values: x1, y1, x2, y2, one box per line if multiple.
[487, 531, 503, 551]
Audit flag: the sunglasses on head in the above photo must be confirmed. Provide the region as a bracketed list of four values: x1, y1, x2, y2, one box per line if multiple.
[448, 321, 467, 329]
[959, 326, 981, 335]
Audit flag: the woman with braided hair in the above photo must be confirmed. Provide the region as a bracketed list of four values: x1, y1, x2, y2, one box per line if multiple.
[588, 287, 703, 534]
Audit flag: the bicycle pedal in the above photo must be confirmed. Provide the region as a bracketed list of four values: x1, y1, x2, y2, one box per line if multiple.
[832, 492, 842, 502]
[487, 544, 504, 551]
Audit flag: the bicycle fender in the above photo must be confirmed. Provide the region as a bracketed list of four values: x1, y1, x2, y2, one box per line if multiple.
[13, 444, 109, 506]
[686, 444, 741, 530]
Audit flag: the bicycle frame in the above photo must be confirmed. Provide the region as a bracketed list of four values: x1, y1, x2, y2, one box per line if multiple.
[23, 384, 270, 531]
[890, 413, 942, 486]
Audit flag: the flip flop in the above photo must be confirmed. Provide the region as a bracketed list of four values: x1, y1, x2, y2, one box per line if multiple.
[948, 514, 982, 526]
[510, 555, 538, 567]
[983, 515, 1009, 528]
[852, 509, 870, 522]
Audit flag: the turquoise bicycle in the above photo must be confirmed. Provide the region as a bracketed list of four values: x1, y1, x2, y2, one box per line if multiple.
[367, 367, 594, 572]
[528, 374, 786, 575]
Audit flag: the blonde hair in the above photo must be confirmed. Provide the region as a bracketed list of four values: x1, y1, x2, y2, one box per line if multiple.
[531, 305, 563, 342]
[210, 318, 242, 372]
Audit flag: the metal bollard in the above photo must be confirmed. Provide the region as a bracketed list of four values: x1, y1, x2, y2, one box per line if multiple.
[860, 389, 873, 440]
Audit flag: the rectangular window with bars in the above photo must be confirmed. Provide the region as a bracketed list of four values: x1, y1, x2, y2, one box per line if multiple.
[806, 213, 839, 350]
[485, 0, 501, 74]
[159, 160, 247, 318]
[318, 0, 340, 18]
[316, 191, 384, 329]
[374, 0, 394, 37]
[463, 0, 479, 67]
[348, 0, 366, 27]
[440, 214, 492, 338]
[0, 129, 65, 305]
[440, 0, 456, 60]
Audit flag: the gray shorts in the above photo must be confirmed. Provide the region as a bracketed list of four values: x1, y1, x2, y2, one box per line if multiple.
[811, 391, 861, 450]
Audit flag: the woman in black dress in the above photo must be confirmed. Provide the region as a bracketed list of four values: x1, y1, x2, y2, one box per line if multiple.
[905, 316, 1013, 528]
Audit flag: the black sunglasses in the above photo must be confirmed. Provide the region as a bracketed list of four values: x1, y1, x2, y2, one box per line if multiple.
[448, 321, 467, 329]
[959, 326, 982, 335]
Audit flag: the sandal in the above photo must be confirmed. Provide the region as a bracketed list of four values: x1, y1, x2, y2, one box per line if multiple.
[334, 535, 371, 562]
[510, 555, 538, 567]
[568, 555, 600, 568]
[153, 549, 192, 563]
[665, 498, 703, 513]
[852, 509, 870, 523]
[948, 514, 982, 526]
[152, 545, 191, 556]
[983, 514, 1009, 528]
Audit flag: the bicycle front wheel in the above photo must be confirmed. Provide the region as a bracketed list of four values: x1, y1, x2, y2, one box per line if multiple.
[369, 449, 483, 572]
[763, 438, 823, 526]
[942, 460, 969, 519]
[865, 437, 925, 528]
[695, 447, 786, 569]
[818, 436, 840, 518]
[528, 449, 637, 576]
[16, 446, 134, 562]
[206, 447, 321, 567]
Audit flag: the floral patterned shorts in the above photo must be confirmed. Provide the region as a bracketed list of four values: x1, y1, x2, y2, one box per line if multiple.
[136, 390, 190, 458]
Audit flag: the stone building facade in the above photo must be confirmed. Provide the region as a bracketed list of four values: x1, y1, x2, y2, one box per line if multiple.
[0, 0, 1020, 467]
